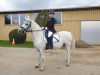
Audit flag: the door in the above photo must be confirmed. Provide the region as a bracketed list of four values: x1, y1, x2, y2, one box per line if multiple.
[81, 21, 100, 44]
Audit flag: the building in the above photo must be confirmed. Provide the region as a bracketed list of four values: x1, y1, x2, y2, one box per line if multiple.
[0, 6, 100, 44]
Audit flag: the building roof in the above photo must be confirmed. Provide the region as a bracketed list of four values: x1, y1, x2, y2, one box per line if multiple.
[0, 6, 100, 14]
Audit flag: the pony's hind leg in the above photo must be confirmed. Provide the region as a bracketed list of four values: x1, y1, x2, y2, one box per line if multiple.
[65, 45, 71, 66]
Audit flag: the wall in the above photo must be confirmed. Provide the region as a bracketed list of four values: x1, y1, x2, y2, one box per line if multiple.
[55, 9, 100, 41]
[0, 13, 33, 41]
[1, 9, 100, 41]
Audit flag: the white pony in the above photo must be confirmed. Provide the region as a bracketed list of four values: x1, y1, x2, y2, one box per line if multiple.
[18, 15, 75, 71]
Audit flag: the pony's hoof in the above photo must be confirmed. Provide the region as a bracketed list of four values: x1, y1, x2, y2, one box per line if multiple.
[66, 63, 70, 66]
[40, 67, 45, 71]
[35, 64, 40, 68]
[35, 66, 39, 68]
[40, 69, 44, 71]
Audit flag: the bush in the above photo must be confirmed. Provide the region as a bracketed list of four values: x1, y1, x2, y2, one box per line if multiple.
[9, 29, 27, 44]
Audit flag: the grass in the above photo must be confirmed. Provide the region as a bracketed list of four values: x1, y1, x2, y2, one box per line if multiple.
[0, 40, 34, 48]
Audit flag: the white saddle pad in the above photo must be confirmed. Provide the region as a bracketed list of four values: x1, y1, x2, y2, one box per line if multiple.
[48, 31, 53, 37]
[44, 34, 60, 43]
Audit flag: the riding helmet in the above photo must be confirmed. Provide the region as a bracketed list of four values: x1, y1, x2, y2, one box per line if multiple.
[48, 10, 55, 15]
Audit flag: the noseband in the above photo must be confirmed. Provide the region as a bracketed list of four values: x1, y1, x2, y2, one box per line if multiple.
[20, 21, 32, 32]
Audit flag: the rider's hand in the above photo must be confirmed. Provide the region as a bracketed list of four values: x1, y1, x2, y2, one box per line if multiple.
[45, 27, 47, 30]
[43, 27, 47, 30]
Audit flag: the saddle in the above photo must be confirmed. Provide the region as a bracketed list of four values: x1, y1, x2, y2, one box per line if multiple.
[43, 30, 60, 43]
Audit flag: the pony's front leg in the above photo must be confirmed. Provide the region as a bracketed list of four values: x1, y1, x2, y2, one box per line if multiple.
[39, 49, 45, 71]
[35, 49, 41, 68]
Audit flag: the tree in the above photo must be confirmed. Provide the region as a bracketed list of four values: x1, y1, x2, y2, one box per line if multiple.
[35, 10, 48, 27]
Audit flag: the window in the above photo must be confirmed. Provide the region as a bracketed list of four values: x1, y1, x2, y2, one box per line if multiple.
[5, 14, 26, 25]
[20, 14, 26, 24]
[54, 12, 61, 24]
[5, 14, 11, 24]
[33, 12, 61, 25]
[12, 14, 19, 24]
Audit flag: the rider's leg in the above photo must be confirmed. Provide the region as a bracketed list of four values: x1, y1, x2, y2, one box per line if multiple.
[45, 30, 49, 49]
[46, 30, 53, 49]
[48, 35, 53, 49]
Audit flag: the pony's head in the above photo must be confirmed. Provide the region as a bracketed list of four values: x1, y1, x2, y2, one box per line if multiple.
[18, 15, 32, 34]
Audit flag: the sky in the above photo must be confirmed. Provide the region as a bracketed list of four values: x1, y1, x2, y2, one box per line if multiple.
[0, 0, 100, 11]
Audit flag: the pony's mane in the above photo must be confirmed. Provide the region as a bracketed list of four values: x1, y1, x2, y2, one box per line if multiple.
[31, 20, 41, 30]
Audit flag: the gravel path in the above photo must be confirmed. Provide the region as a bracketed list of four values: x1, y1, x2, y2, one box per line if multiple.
[0, 47, 100, 75]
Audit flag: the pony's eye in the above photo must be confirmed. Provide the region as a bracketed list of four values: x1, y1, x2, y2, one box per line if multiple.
[26, 23, 28, 25]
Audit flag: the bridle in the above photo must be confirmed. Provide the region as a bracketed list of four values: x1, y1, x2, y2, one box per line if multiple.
[20, 21, 31, 32]
[20, 20, 44, 32]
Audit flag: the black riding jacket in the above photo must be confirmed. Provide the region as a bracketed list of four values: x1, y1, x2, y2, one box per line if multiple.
[46, 17, 56, 33]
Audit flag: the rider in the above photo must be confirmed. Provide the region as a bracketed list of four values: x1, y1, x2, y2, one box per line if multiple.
[45, 10, 56, 49]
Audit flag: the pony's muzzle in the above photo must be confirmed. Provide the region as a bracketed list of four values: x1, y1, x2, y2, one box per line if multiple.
[18, 28, 26, 34]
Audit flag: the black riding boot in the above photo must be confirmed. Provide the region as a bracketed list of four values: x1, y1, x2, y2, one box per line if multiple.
[47, 35, 53, 49]
[45, 30, 53, 50]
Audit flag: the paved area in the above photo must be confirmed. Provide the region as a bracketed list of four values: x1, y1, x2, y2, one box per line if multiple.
[0, 47, 100, 75]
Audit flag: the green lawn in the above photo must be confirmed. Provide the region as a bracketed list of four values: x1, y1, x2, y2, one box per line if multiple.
[0, 40, 34, 48]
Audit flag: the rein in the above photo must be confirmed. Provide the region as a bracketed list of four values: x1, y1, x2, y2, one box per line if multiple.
[20, 20, 45, 32]
[29, 29, 44, 32]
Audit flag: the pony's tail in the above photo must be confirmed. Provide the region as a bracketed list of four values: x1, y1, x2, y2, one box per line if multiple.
[71, 35, 75, 50]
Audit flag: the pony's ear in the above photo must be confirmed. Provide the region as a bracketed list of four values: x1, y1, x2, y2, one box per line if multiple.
[25, 16, 28, 20]
[27, 15, 31, 20]
[25, 15, 31, 21]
